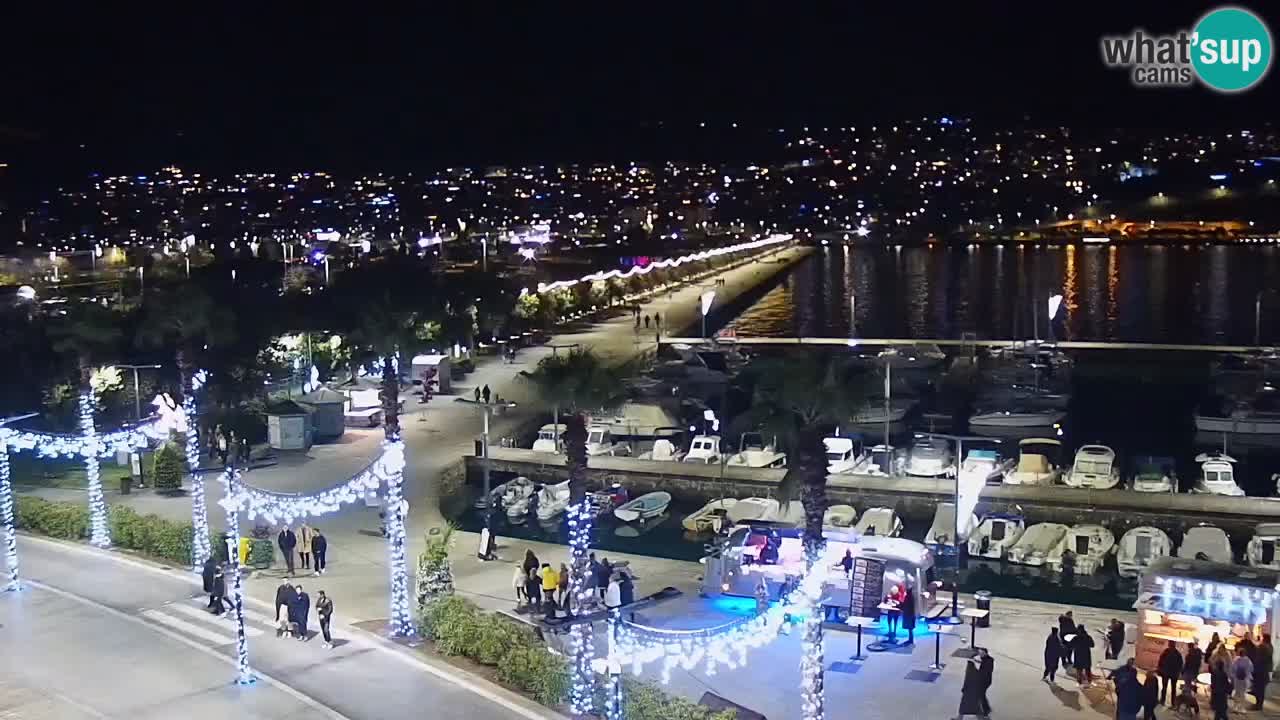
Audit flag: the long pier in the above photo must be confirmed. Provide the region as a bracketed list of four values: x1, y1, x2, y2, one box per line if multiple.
[661, 337, 1274, 354]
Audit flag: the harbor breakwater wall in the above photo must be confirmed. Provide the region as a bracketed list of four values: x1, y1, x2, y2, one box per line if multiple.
[467, 448, 1280, 541]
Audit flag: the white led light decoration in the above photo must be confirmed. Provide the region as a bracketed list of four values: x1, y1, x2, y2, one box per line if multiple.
[221, 466, 254, 685]
[0, 440, 16, 591]
[79, 393, 109, 548]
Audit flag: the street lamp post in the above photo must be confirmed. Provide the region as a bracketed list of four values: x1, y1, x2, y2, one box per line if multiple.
[877, 349, 898, 473]
[116, 364, 164, 420]
[457, 398, 517, 535]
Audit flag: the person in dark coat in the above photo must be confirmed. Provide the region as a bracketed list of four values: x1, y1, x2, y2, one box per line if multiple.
[1107, 619, 1126, 660]
[1073, 623, 1095, 684]
[900, 583, 917, 645]
[1112, 658, 1141, 720]
[619, 572, 635, 606]
[1142, 672, 1160, 720]
[1209, 661, 1232, 720]
[290, 584, 311, 641]
[1182, 640, 1204, 697]
[275, 581, 298, 636]
[978, 648, 995, 716]
[311, 529, 328, 575]
[1253, 634, 1274, 711]
[1058, 611, 1077, 668]
[210, 565, 232, 615]
[1044, 627, 1063, 682]
[278, 526, 298, 576]
[202, 555, 219, 609]
[524, 566, 542, 612]
[957, 655, 987, 719]
[1158, 639, 1185, 704]
[1205, 632, 1221, 660]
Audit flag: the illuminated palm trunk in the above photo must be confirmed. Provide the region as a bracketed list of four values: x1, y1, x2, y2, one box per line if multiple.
[797, 427, 827, 720]
[179, 349, 211, 569]
[563, 413, 595, 715]
[80, 362, 109, 548]
[1, 443, 17, 590]
[381, 355, 412, 636]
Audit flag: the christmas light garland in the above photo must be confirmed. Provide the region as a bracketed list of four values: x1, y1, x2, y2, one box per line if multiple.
[0, 442, 16, 592]
[187, 370, 211, 569]
[78, 393, 110, 548]
[381, 440, 413, 637]
[221, 466, 254, 685]
[566, 499, 596, 714]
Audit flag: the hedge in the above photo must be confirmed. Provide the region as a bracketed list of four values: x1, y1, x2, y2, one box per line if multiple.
[15, 496, 215, 567]
[620, 678, 738, 720]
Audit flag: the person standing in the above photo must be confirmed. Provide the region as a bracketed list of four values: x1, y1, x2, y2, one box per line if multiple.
[1058, 610, 1077, 669]
[978, 648, 995, 717]
[474, 386, 481, 403]
[1112, 658, 1141, 720]
[957, 654, 986, 719]
[482, 385, 491, 405]
[278, 526, 297, 576]
[1182, 640, 1204, 698]
[900, 582, 917, 646]
[557, 562, 570, 607]
[202, 555, 219, 609]
[1206, 632, 1222, 660]
[1158, 639, 1185, 704]
[539, 563, 558, 607]
[1253, 634, 1274, 711]
[619, 571, 635, 607]
[512, 564, 527, 607]
[1044, 627, 1063, 682]
[524, 566, 542, 613]
[1232, 647, 1253, 707]
[216, 427, 229, 466]
[1107, 619, 1126, 660]
[311, 528, 328, 575]
[1073, 623, 1095, 684]
[290, 585, 311, 641]
[604, 573, 622, 611]
[299, 523, 314, 571]
[1141, 672, 1160, 720]
[275, 581, 298, 637]
[1210, 660, 1232, 720]
[316, 590, 334, 649]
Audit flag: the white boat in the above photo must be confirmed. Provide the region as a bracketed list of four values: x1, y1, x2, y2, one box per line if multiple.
[638, 438, 684, 462]
[725, 497, 802, 526]
[1116, 527, 1174, 578]
[586, 425, 621, 456]
[1247, 523, 1280, 570]
[1129, 455, 1177, 493]
[531, 424, 566, 453]
[1063, 444, 1121, 489]
[850, 507, 901, 537]
[960, 449, 1012, 485]
[682, 498, 738, 534]
[505, 481, 543, 523]
[534, 481, 571, 522]
[924, 502, 978, 555]
[883, 343, 947, 370]
[601, 403, 681, 439]
[824, 436, 869, 474]
[1003, 438, 1063, 486]
[969, 406, 1067, 429]
[613, 491, 673, 523]
[1046, 524, 1115, 574]
[485, 475, 535, 511]
[1177, 525, 1233, 564]
[823, 504, 858, 528]
[863, 444, 904, 476]
[1008, 523, 1070, 566]
[1192, 452, 1244, 496]
[725, 433, 788, 469]
[967, 514, 1026, 559]
[847, 398, 916, 425]
[905, 435, 954, 477]
[682, 435, 722, 465]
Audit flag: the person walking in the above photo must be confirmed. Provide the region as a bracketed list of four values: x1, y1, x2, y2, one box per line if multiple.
[311, 528, 328, 575]
[1073, 623, 1095, 684]
[290, 585, 311, 641]
[1141, 671, 1159, 720]
[512, 563, 527, 607]
[481, 385, 491, 405]
[216, 427, 229, 466]
[202, 555, 219, 609]
[210, 565, 232, 615]
[1253, 634, 1274, 711]
[557, 562, 570, 607]
[474, 386, 481, 403]
[595, 557, 612, 601]
[604, 573, 622, 611]
[524, 566, 542, 613]
[539, 563, 559, 607]
[1158, 639, 1185, 704]
[275, 581, 298, 637]
[299, 523, 314, 571]
[1209, 661, 1232, 720]
[1107, 619, 1126, 660]
[644, 315, 651, 330]
[1231, 647, 1253, 708]
[316, 590, 334, 649]
[978, 648, 995, 717]
[900, 582, 917, 646]
[278, 525, 297, 576]
[1058, 610, 1077, 669]
[1182, 640, 1204, 698]
[956, 654, 987, 719]
[1044, 627, 1063, 682]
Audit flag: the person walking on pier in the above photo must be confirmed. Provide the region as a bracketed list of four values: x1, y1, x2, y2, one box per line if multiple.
[1253, 634, 1274, 711]
[1182, 640, 1204, 697]
[1158, 639, 1184, 704]
[311, 528, 328, 575]
[482, 385, 491, 404]
[278, 525, 297, 576]
[1043, 627, 1063, 682]
[1072, 623, 1095, 684]
[316, 590, 334, 649]
[1058, 610, 1077, 669]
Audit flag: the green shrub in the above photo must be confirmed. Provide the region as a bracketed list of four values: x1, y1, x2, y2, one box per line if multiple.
[248, 538, 274, 568]
[17, 495, 208, 567]
[497, 644, 571, 706]
[417, 594, 477, 642]
[151, 442, 184, 493]
[622, 678, 737, 720]
[15, 496, 88, 539]
[473, 619, 534, 666]
[435, 607, 486, 657]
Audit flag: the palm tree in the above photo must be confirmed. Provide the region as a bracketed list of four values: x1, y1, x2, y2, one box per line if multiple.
[737, 351, 868, 720]
[49, 302, 124, 548]
[136, 283, 234, 567]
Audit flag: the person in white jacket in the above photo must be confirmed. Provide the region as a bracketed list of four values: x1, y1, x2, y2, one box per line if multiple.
[604, 573, 622, 610]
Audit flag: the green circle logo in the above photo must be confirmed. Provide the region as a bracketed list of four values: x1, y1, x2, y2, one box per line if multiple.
[1192, 6, 1272, 92]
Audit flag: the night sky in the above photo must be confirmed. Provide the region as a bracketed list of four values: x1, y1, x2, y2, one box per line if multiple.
[1, 3, 1277, 177]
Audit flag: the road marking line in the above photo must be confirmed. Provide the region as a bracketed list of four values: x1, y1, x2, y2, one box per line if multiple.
[184, 596, 277, 627]
[141, 609, 242, 645]
[25, 581, 352, 720]
[165, 602, 264, 637]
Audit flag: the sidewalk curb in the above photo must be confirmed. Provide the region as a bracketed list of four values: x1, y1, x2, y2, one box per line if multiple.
[18, 533, 568, 720]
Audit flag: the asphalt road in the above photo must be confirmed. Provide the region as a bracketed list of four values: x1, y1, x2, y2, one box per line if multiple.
[1, 537, 553, 720]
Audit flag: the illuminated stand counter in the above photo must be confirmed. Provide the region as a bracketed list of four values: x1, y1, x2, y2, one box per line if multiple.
[1135, 556, 1280, 673]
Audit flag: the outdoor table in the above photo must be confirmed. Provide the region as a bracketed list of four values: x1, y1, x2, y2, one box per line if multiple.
[960, 608, 989, 649]
[926, 621, 957, 671]
[866, 603, 903, 652]
[845, 616, 877, 660]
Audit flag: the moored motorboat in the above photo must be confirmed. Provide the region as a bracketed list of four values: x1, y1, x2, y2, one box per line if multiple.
[1008, 523, 1070, 566]
[613, 491, 673, 523]
[682, 498, 739, 534]
[1046, 524, 1115, 574]
[924, 501, 977, 555]
[531, 424, 566, 453]
[967, 513, 1026, 560]
[725, 432, 788, 468]
[863, 444, 905, 476]
[1246, 523, 1280, 571]
[823, 504, 858, 529]
[586, 424, 622, 456]
[1194, 391, 1280, 435]
[1177, 525, 1233, 564]
[534, 480, 571, 522]
[1192, 451, 1244, 496]
[682, 435, 722, 465]
[1002, 438, 1063, 486]
[601, 403, 681, 440]
[968, 406, 1067, 429]
[1116, 526, 1173, 578]
[638, 438, 684, 462]
[959, 449, 1013, 485]
[905, 435, 954, 477]
[847, 398, 916, 425]
[850, 507, 901, 537]
[483, 475, 535, 511]
[1063, 444, 1121, 489]
[1129, 455, 1177, 493]
[824, 435, 869, 474]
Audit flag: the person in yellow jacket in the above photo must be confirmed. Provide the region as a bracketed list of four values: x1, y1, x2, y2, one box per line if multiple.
[539, 563, 559, 606]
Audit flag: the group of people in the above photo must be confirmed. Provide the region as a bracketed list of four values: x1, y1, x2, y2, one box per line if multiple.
[276, 524, 329, 577]
[201, 556, 234, 615]
[274, 581, 336, 648]
[511, 550, 635, 618]
[1156, 632, 1274, 719]
[1044, 611, 1100, 684]
[956, 647, 996, 719]
[210, 424, 252, 469]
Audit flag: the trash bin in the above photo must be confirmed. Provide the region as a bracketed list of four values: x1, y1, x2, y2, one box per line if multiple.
[975, 590, 992, 628]
[119, 476, 131, 495]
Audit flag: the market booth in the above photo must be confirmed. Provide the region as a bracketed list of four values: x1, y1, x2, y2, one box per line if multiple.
[1135, 556, 1280, 673]
[265, 400, 313, 451]
[297, 385, 346, 441]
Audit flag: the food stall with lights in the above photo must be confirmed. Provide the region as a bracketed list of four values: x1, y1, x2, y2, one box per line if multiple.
[1135, 556, 1280, 672]
[700, 523, 935, 612]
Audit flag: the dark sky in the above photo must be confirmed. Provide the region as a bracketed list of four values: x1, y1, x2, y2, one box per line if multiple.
[1, 3, 1277, 175]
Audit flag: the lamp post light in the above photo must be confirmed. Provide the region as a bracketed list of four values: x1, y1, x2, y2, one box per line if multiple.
[877, 349, 898, 471]
[700, 290, 716, 339]
[458, 398, 518, 536]
[115, 364, 163, 420]
[915, 431, 1000, 622]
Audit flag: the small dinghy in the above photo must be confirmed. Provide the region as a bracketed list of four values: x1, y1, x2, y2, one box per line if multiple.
[614, 491, 672, 523]
[534, 481, 571, 523]
[1177, 525, 1233, 564]
[1247, 522, 1280, 571]
[967, 513, 1026, 560]
[1007, 522, 1070, 566]
[851, 507, 902, 537]
[726, 497, 779, 524]
[823, 504, 858, 528]
[924, 502, 977, 555]
[1047, 524, 1115, 574]
[1116, 526, 1173, 578]
[682, 498, 738, 534]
